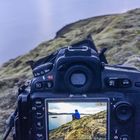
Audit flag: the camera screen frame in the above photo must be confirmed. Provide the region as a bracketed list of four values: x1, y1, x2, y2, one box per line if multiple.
[45, 98, 110, 140]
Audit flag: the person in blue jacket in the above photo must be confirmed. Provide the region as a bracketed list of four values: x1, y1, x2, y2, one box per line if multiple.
[72, 109, 80, 120]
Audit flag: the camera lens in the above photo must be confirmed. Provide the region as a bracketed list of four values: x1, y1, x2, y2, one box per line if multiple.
[64, 65, 93, 93]
[70, 72, 86, 86]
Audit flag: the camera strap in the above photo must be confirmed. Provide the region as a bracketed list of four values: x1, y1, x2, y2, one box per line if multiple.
[2, 109, 17, 140]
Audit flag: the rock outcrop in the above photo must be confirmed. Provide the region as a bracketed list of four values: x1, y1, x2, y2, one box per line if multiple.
[49, 111, 106, 140]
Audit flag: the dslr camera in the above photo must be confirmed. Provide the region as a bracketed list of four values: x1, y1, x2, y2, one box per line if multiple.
[3, 37, 140, 140]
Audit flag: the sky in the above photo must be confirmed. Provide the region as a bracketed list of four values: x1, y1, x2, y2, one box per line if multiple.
[48, 102, 107, 114]
[0, 0, 140, 64]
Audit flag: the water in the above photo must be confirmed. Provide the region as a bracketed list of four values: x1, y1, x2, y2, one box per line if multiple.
[49, 114, 86, 130]
[49, 115, 72, 130]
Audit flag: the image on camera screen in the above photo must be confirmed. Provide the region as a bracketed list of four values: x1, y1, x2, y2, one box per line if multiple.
[47, 101, 107, 140]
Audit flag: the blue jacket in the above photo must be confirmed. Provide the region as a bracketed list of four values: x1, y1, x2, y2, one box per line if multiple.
[73, 112, 80, 119]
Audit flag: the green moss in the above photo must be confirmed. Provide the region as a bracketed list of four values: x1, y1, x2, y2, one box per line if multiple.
[50, 111, 106, 140]
[136, 30, 140, 34]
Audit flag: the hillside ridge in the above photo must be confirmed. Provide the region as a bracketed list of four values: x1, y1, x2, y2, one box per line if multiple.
[49, 111, 106, 140]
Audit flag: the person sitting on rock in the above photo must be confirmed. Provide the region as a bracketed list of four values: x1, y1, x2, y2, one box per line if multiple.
[72, 109, 80, 120]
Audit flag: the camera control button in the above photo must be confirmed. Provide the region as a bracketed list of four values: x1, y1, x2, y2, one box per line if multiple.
[36, 133, 44, 140]
[44, 81, 53, 89]
[32, 106, 37, 111]
[121, 79, 131, 88]
[114, 135, 119, 139]
[36, 120, 44, 129]
[34, 99, 43, 107]
[35, 82, 43, 89]
[108, 79, 116, 87]
[35, 111, 44, 118]
[120, 134, 129, 140]
[106, 78, 117, 87]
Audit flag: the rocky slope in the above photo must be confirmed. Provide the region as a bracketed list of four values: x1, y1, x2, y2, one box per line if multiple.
[0, 8, 140, 138]
[49, 111, 106, 140]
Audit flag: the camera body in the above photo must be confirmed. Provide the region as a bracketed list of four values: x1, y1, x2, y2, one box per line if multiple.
[14, 39, 140, 140]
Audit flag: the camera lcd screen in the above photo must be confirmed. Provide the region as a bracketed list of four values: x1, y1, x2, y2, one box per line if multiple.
[46, 100, 108, 140]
